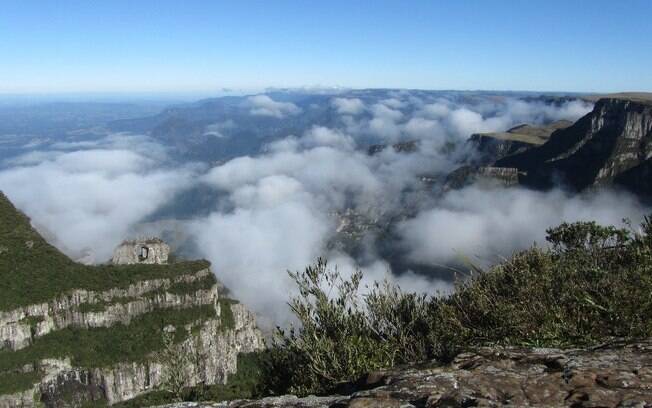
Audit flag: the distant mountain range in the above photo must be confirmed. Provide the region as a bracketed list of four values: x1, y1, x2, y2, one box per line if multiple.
[108, 89, 589, 163]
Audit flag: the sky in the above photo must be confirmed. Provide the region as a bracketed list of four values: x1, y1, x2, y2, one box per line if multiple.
[1, 0, 651, 94]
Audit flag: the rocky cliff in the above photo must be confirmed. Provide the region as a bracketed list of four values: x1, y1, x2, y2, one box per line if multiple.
[158, 340, 652, 407]
[0, 192, 264, 407]
[496, 97, 652, 197]
[468, 120, 572, 165]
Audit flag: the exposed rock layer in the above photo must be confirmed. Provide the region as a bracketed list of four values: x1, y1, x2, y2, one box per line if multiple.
[0, 299, 264, 408]
[496, 98, 652, 197]
[0, 269, 214, 351]
[469, 120, 572, 165]
[159, 340, 652, 407]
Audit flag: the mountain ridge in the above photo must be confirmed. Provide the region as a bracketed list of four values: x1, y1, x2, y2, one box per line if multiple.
[495, 97, 652, 197]
[0, 192, 264, 407]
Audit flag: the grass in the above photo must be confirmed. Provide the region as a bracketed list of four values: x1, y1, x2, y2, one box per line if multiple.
[0, 192, 210, 311]
[0, 305, 216, 375]
[166, 273, 217, 296]
[74, 274, 219, 314]
[0, 371, 42, 395]
[218, 298, 238, 331]
[77, 303, 107, 313]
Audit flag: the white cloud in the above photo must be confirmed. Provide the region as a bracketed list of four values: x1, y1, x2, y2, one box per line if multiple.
[403, 117, 445, 140]
[0, 135, 196, 261]
[418, 102, 451, 119]
[203, 120, 235, 138]
[0, 92, 618, 328]
[301, 126, 355, 150]
[247, 95, 302, 118]
[380, 97, 406, 109]
[398, 186, 647, 266]
[332, 97, 365, 115]
[371, 103, 403, 121]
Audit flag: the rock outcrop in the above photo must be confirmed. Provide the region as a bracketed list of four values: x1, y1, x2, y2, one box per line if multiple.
[0, 268, 215, 351]
[496, 97, 652, 197]
[469, 120, 573, 165]
[444, 166, 520, 190]
[0, 193, 264, 407]
[112, 237, 171, 265]
[158, 340, 652, 407]
[368, 140, 419, 156]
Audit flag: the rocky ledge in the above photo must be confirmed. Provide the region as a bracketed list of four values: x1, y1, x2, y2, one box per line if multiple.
[160, 340, 652, 407]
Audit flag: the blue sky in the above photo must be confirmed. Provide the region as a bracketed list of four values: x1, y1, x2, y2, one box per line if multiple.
[1, 0, 651, 94]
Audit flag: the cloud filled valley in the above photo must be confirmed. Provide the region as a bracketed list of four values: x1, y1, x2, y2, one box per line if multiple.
[0, 90, 647, 326]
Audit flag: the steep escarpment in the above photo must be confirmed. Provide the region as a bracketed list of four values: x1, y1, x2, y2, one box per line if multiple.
[162, 340, 652, 407]
[469, 120, 572, 165]
[0, 192, 264, 407]
[496, 97, 652, 196]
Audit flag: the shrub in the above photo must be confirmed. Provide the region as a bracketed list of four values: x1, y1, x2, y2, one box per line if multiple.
[264, 259, 436, 394]
[266, 217, 652, 395]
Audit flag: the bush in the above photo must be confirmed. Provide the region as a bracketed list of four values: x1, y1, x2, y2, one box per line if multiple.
[265, 217, 652, 395]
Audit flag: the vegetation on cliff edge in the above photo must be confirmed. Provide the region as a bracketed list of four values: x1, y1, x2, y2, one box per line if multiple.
[263, 217, 652, 395]
[0, 305, 215, 383]
[0, 191, 210, 311]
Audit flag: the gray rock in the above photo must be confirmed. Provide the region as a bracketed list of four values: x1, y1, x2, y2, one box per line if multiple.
[156, 340, 652, 408]
[112, 237, 171, 265]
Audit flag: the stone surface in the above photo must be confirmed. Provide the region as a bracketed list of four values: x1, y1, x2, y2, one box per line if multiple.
[157, 340, 652, 408]
[444, 166, 520, 190]
[112, 237, 171, 265]
[368, 140, 419, 156]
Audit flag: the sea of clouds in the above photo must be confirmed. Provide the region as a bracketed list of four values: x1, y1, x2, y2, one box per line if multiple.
[0, 92, 647, 327]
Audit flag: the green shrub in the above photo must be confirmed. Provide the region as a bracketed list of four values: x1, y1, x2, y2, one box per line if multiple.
[265, 259, 432, 394]
[0, 191, 210, 311]
[0, 371, 42, 395]
[266, 217, 652, 395]
[218, 298, 238, 331]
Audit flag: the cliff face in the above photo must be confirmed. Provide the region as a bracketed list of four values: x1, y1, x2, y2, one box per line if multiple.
[0, 192, 264, 407]
[443, 166, 520, 190]
[164, 340, 652, 407]
[496, 98, 652, 196]
[468, 120, 572, 166]
[0, 268, 215, 352]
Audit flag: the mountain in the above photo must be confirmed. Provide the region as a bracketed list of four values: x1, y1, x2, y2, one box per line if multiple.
[107, 90, 588, 163]
[108, 92, 342, 162]
[0, 192, 263, 407]
[495, 96, 652, 198]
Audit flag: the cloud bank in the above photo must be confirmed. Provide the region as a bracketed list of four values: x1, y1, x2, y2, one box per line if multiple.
[0, 92, 638, 327]
[247, 95, 302, 118]
[0, 135, 196, 261]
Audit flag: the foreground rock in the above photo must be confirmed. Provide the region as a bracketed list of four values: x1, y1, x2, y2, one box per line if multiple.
[160, 340, 652, 407]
